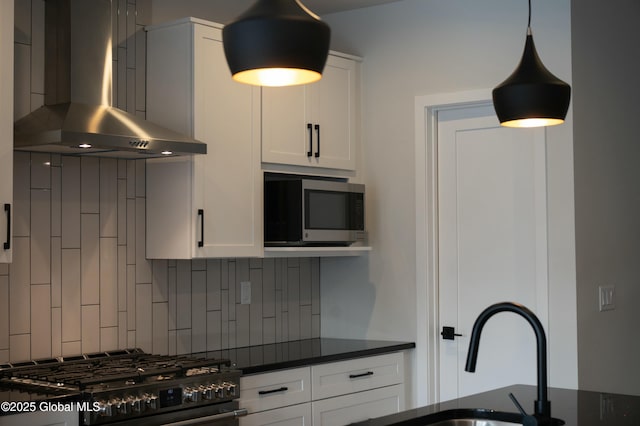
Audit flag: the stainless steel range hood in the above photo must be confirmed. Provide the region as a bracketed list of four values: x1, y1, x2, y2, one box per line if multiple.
[14, 0, 206, 158]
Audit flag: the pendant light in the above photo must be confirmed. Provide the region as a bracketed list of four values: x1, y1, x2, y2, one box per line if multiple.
[492, 0, 571, 128]
[222, 0, 331, 87]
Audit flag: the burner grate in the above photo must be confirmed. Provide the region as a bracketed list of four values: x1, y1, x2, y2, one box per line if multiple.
[0, 350, 232, 391]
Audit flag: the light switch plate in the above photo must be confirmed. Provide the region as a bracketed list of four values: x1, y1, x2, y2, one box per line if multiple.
[599, 285, 615, 312]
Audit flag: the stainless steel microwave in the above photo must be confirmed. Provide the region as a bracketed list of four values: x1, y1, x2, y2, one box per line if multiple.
[264, 175, 366, 246]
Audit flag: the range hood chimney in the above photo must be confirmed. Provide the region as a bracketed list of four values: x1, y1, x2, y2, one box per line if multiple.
[14, 0, 206, 158]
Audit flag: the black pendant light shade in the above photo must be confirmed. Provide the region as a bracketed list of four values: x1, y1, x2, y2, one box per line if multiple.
[222, 0, 331, 87]
[493, 0, 571, 128]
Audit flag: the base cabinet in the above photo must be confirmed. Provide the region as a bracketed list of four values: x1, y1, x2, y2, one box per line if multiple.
[311, 385, 404, 426]
[238, 352, 405, 426]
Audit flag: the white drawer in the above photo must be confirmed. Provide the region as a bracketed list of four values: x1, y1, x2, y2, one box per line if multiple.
[311, 384, 405, 426]
[240, 367, 312, 413]
[311, 352, 404, 400]
[240, 402, 312, 426]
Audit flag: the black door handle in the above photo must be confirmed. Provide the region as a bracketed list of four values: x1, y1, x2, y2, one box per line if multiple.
[441, 326, 462, 340]
[258, 386, 288, 395]
[314, 124, 320, 158]
[3, 204, 10, 250]
[307, 123, 313, 157]
[349, 371, 374, 379]
[197, 209, 204, 247]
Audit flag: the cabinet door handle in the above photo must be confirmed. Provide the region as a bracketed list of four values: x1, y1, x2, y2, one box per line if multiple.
[258, 386, 288, 395]
[307, 123, 313, 157]
[3, 204, 10, 250]
[314, 124, 320, 158]
[349, 371, 374, 379]
[197, 209, 204, 247]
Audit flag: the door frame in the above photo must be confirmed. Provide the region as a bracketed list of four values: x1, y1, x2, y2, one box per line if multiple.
[415, 89, 552, 406]
[415, 89, 491, 406]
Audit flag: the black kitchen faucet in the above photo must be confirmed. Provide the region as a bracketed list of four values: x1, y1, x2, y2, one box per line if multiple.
[464, 301, 563, 426]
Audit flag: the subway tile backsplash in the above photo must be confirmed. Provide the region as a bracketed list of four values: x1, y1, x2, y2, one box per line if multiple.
[1, 0, 320, 363]
[2, 156, 321, 364]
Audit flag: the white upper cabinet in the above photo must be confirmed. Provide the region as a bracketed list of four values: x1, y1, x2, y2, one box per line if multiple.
[0, 1, 14, 263]
[146, 19, 263, 259]
[262, 54, 359, 172]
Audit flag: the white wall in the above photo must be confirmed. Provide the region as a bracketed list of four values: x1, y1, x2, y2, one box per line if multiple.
[571, 0, 640, 396]
[320, 0, 577, 404]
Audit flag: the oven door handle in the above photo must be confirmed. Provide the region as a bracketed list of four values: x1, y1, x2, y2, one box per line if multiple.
[162, 408, 248, 425]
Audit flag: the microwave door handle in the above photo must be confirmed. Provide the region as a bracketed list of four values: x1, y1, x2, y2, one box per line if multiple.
[314, 124, 320, 158]
[307, 123, 313, 157]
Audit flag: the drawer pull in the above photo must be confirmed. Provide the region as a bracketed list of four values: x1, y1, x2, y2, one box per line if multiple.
[349, 371, 374, 379]
[258, 386, 289, 395]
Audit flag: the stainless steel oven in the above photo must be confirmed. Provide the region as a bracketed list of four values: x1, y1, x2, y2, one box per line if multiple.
[0, 349, 247, 426]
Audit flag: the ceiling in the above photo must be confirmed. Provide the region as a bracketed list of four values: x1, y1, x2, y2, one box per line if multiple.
[152, 0, 404, 27]
[299, 0, 403, 15]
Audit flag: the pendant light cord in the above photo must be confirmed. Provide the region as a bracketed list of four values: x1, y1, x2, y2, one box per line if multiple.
[527, 0, 532, 34]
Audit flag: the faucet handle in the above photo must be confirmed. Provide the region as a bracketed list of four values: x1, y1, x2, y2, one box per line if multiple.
[509, 393, 538, 426]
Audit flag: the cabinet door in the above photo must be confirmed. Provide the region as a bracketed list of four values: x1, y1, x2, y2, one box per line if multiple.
[311, 55, 357, 171]
[146, 20, 262, 259]
[261, 82, 311, 168]
[240, 403, 312, 426]
[191, 24, 263, 258]
[311, 384, 405, 426]
[262, 54, 357, 172]
[0, 0, 13, 263]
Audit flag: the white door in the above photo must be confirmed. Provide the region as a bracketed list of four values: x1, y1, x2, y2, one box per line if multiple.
[436, 103, 549, 401]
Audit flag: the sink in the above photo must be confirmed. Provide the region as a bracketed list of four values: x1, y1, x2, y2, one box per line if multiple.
[406, 409, 564, 426]
[425, 420, 519, 426]
[400, 409, 524, 426]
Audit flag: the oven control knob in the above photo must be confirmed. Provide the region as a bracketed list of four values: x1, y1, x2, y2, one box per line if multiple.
[97, 400, 113, 417]
[129, 396, 142, 413]
[202, 384, 214, 400]
[115, 398, 131, 415]
[226, 382, 237, 397]
[143, 393, 159, 411]
[216, 384, 226, 399]
[183, 387, 202, 403]
[207, 385, 221, 399]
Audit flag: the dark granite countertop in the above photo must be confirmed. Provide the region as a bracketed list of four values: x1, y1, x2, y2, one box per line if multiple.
[350, 384, 640, 426]
[193, 338, 416, 374]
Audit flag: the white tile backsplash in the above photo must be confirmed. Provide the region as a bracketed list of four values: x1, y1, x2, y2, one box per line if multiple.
[100, 238, 118, 328]
[0, 275, 8, 349]
[4, 0, 321, 362]
[30, 284, 51, 359]
[81, 305, 100, 353]
[61, 157, 81, 249]
[100, 159, 118, 238]
[9, 237, 30, 335]
[61, 249, 81, 342]
[81, 214, 100, 305]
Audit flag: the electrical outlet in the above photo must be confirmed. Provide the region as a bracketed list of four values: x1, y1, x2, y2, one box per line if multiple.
[241, 281, 251, 305]
[599, 285, 615, 312]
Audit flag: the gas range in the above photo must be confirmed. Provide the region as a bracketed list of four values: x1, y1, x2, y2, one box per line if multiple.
[0, 349, 246, 426]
